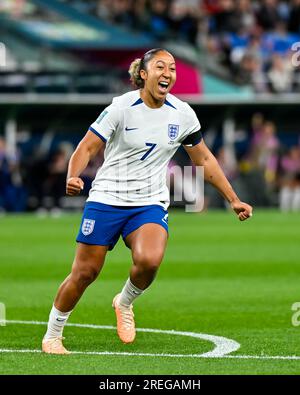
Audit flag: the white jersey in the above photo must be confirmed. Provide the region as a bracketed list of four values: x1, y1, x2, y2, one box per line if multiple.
[88, 90, 201, 209]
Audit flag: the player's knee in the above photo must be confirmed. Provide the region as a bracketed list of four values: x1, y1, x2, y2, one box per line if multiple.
[72, 267, 99, 287]
[133, 251, 163, 273]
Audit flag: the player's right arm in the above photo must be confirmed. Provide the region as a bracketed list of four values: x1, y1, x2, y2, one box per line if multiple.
[66, 130, 105, 196]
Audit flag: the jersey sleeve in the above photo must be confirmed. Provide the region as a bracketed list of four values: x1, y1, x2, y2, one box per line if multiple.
[89, 104, 120, 143]
[180, 104, 202, 146]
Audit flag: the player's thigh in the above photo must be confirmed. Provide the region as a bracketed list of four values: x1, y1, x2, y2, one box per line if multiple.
[125, 223, 168, 266]
[71, 243, 109, 278]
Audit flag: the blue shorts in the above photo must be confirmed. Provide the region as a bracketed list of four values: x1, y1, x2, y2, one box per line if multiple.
[76, 202, 168, 250]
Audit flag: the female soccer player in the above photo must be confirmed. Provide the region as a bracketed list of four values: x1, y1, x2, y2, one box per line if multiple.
[42, 48, 253, 354]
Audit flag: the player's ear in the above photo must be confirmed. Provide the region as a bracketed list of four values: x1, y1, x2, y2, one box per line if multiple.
[140, 69, 147, 82]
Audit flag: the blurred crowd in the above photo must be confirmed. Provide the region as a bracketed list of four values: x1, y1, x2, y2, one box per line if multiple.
[1, 114, 300, 214]
[0, 135, 104, 214]
[0, 0, 300, 93]
[66, 0, 300, 93]
[1, 0, 300, 92]
[224, 114, 300, 212]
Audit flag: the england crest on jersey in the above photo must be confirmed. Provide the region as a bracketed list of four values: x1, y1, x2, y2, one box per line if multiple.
[168, 124, 179, 140]
[82, 219, 95, 236]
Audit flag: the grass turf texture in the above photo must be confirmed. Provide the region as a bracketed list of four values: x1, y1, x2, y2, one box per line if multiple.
[0, 210, 299, 374]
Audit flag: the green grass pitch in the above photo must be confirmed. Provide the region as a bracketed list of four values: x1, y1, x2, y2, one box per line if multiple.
[0, 210, 300, 375]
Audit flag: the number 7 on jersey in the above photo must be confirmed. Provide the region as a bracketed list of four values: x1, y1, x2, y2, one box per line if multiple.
[140, 142, 157, 161]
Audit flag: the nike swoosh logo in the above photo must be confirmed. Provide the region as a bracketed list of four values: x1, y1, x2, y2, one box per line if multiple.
[125, 127, 138, 131]
[56, 318, 66, 322]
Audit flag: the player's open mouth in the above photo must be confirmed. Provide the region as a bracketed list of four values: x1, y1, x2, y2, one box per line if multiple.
[158, 81, 169, 94]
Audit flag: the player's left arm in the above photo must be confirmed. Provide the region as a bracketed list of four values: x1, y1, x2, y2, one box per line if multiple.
[184, 139, 253, 221]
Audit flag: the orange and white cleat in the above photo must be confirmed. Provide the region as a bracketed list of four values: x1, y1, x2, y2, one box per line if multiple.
[112, 293, 136, 344]
[42, 337, 70, 355]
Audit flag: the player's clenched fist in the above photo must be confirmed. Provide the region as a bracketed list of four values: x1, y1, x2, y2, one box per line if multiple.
[66, 177, 84, 196]
[231, 200, 253, 221]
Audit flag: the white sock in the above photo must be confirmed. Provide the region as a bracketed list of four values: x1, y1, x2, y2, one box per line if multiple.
[43, 305, 72, 340]
[118, 278, 144, 307]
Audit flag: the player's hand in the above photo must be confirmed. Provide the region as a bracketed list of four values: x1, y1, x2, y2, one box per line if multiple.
[66, 177, 84, 196]
[231, 200, 253, 221]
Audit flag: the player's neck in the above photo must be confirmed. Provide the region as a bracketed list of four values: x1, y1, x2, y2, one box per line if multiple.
[140, 89, 164, 109]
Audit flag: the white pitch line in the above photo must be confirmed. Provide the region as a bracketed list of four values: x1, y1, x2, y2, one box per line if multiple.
[223, 355, 300, 360]
[1, 349, 300, 361]
[5, 320, 240, 358]
[2, 320, 300, 361]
